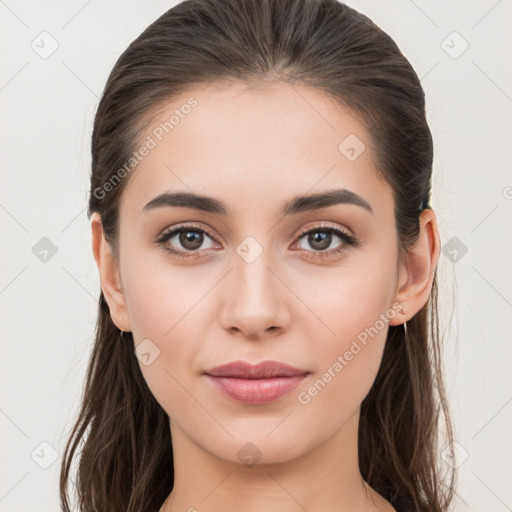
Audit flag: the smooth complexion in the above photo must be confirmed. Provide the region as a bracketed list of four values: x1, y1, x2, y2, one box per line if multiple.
[91, 80, 440, 512]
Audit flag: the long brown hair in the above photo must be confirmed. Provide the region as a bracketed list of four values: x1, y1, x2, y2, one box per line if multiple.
[60, 0, 456, 510]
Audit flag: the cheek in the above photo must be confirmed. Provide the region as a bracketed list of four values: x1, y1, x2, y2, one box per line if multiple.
[294, 293, 394, 436]
[120, 248, 216, 412]
[299, 254, 397, 347]
[295, 254, 397, 399]
[121, 243, 209, 339]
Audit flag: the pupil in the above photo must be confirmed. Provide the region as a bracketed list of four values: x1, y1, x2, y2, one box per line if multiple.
[180, 230, 202, 250]
[309, 232, 331, 250]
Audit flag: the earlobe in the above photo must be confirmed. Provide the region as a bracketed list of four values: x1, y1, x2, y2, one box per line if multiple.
[389, 208, 440, 326]
[90, 212, 131, 332]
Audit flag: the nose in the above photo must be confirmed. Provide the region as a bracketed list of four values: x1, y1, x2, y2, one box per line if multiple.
[220, 241, 291, 340]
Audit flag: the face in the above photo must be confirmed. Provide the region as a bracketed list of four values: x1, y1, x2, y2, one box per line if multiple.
[104, 81, 405, 464]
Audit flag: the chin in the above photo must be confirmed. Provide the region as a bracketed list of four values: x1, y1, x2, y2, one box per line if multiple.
[197, 428, 313, 468]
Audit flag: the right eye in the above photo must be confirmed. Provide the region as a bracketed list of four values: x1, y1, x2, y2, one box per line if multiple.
[155, 224, 220, 258]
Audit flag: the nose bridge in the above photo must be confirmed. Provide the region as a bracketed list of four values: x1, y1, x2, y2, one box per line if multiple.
[232, 233, 278, 305]
[221, 233, 289, 336]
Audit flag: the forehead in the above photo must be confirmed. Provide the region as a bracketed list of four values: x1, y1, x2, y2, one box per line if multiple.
[120, 80, 392, 221]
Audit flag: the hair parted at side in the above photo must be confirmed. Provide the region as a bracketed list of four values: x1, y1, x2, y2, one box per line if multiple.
[60, 0, 456, 511]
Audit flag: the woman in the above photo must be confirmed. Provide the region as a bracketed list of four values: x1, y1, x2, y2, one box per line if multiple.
[60, 0, 456, 510]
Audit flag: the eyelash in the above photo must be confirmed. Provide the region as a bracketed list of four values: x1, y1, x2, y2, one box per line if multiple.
[154, 223, 357, 260]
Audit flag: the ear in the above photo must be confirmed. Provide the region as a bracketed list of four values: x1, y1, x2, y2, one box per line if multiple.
[90, 212, 131, 332]
[389, 208, 441, 326]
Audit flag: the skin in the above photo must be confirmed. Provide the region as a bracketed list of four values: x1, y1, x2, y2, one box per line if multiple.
[91, 80, 440, 512]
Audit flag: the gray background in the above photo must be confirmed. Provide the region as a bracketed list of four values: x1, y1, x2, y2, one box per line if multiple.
[1, 0, 511, 510]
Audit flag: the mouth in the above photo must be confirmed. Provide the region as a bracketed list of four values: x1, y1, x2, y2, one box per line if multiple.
[203, 360, 310, 405]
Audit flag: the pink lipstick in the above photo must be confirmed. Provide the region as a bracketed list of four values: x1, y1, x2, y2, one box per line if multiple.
[204, 360, 309, 405]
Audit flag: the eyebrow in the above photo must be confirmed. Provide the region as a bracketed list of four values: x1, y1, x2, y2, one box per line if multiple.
[142, 188, 373, 216]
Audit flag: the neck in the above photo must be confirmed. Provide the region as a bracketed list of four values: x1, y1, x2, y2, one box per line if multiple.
[160, 409, 384, 512]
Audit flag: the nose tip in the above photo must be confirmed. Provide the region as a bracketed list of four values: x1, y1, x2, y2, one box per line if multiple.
[220, 257, 291, 340]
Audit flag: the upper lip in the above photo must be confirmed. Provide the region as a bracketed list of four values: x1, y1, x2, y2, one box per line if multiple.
[204, 360, 309, 379]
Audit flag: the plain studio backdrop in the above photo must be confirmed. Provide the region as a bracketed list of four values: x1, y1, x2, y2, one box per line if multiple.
[1, 1, 511, 511]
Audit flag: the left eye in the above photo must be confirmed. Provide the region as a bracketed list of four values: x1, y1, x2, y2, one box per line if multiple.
[293, 226, 356, 255]
[299, 228, 350, 252]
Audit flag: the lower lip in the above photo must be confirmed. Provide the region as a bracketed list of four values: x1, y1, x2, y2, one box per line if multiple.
[205, 374, 308, 405]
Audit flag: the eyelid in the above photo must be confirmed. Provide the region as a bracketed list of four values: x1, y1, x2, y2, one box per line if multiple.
[157, 221, 353, 241]
[294, 221, 354, 240]
[157, 222, 219, 242]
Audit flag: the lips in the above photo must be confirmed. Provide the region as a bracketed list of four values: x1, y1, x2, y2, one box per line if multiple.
[204, 360, 309, 379]
[203, 360, 310, 405]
